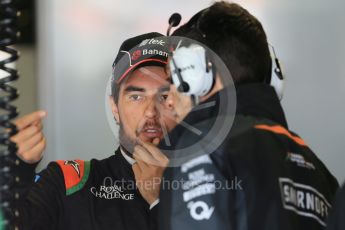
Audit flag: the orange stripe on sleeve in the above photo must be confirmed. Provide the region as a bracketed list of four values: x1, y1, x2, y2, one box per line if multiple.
[255, 125, 307, 147]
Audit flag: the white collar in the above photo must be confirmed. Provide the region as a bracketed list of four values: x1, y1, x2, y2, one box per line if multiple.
[120, 147, 136, 165]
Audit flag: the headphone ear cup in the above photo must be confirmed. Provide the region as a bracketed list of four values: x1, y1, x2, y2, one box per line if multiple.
[268, 44, 285, 100]
[270, 58, 285, 100]
[170, 44, 215, 98]
[205, 50, 216, 90]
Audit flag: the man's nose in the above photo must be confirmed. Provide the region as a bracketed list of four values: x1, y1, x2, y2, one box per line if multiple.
[144, 99, 158, 118]
[165, 92, 175, 110]
[164, 85, 177, 110]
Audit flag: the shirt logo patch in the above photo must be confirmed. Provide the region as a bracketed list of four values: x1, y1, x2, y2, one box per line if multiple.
[90, 185, 134, 200]
[279, 177, 331, 226]
[187, 200, 214, 221]
[286, 152, 315, 170]
[64, 160, 81, 177]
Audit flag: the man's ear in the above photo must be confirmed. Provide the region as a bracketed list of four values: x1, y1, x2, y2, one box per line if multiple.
[108, 96, 120, 123]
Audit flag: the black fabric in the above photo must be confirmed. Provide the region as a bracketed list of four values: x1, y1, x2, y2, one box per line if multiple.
[14, 148, 153, 230]
[235, 83, 287, 128]
[158, 83, 338, 230]
[113, 33, 164, 65]
[327, 183, 345, 230]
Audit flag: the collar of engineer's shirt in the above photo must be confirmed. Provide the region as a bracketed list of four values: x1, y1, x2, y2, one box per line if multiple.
[120, 147, 136, 165]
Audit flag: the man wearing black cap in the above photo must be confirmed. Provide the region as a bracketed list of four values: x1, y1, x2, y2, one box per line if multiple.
[12, 32, 176, 230]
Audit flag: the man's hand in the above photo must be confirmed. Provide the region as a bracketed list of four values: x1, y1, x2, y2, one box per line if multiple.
[10, 110, 47, 164]
[132, 138, 169, 206]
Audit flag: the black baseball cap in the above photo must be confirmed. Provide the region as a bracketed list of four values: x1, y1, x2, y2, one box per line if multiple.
[111, 32, 170, 95]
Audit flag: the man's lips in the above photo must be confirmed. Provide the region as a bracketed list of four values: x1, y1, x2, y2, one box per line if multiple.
[140, 126, 163, 138]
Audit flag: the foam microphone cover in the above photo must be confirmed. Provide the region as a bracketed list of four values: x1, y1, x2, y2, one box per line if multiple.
[169, 13, 182, 27]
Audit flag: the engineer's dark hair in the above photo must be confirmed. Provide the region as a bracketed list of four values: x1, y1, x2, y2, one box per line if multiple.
[172, 1, 272, 85]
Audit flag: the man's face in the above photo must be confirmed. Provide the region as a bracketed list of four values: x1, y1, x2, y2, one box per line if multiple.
[164, 72, 223, 123]
[110, 66, 177, 151]
[164, 85, 193, 124]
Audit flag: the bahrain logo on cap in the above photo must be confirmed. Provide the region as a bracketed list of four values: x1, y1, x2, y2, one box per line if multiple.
[131, 50, 142, 61]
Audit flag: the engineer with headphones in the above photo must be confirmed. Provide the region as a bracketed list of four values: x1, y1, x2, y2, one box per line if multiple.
[153, 2, 339, 230]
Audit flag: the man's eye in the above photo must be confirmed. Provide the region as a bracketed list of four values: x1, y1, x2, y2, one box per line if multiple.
[159, 94, 169, 102]
[129, 95, 143, 101]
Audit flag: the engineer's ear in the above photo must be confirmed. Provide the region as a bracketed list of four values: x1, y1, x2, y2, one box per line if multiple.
[108, 96, 120, 123]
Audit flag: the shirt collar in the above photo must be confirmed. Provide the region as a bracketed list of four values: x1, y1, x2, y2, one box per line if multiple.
[120, 147, 136, 165]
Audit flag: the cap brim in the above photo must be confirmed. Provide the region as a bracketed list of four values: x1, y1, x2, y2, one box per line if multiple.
[116, 59, 167, 84]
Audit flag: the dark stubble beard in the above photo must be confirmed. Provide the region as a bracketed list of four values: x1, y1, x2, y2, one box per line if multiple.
[118, 122, 137, 156]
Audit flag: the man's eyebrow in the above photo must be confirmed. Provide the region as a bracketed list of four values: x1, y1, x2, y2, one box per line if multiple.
[159, 86, 170, 93]
[124, 86, 145, 92]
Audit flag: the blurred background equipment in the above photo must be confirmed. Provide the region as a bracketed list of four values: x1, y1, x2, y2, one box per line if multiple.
[0, 0, 23, 228]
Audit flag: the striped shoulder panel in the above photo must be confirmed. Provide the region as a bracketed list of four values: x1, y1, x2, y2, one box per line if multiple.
[55, 159, 91, 196]
[254, 124, 308, 147]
